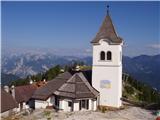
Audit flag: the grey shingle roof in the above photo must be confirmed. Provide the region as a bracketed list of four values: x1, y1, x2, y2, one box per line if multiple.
[55, 72, 99, 99]
[32, 71, 99, 100]
[91, 14, 123, 44]
[32, 72, 72, 100]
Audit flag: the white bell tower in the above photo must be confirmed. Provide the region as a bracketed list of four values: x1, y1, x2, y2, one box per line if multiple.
[91, 7, 123, 108]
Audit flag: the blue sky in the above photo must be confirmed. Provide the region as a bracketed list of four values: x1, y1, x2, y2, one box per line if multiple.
[2, 1, 160, 57]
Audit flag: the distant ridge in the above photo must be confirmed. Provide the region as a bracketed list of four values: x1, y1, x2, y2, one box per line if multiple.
[1, 73, 20, 86]
[1, 53, 160, 90]
[123, 54, 160, 91]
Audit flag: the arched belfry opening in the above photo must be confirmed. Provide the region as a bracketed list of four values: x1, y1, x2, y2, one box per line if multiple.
[100, 51, 105, 60]
[107, 51, 112, 60]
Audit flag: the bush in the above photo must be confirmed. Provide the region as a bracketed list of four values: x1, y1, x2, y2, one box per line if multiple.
[98, 106, 107, 113]
[43, 110, 51, 120]
[125, 85, 134, 95]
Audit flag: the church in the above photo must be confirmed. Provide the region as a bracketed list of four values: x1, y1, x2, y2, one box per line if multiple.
[32, 8, 123, 111]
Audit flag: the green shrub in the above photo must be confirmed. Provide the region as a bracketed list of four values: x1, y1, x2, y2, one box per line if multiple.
[125, 85, 134, 95]
[43, 110, 51, 120]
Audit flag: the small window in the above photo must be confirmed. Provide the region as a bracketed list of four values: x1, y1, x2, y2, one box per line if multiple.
[100, 51, 105, 60]
[68, 101, 72, 107]
[107, 51, 112, 60]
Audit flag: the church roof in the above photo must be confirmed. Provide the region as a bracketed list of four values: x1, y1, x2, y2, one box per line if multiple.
[32, 71, 99, 100]
[54, 72, 99, 99]
[91, 14, 123, 44]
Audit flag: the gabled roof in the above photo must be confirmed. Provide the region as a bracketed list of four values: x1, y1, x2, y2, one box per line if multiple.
[1, 89, 18, 113]
[70, 70, 92, 85]
[32, 71, 99, 100]
[15, 84, 37, 103]
[32, 72, 72, 100]
[54, 72, 99, 99]
[91, 14, 123, 44]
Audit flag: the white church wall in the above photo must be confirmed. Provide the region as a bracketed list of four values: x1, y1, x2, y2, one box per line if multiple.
[88, 99, 92, 110]
[93, 40, 122, 66]
[59, 99, 63, 110]
[92, 40, 122, 108]
[93, 100, 97, 111]
[35, 100, 48, 109]
[35, 96, 56, 109]
[92, 66, 122, 107]
[60, 99, 72, 112]
[35, 97, 54, 109]
[89, 99, 97, 111]
[73, 100, 79, 111]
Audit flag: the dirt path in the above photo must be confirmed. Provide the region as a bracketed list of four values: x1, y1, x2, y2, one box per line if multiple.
[63, 107, 156, 120]
[5, 106, 157, 120]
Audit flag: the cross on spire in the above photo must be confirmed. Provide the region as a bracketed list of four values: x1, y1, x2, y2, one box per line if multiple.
[107, 5, 109, 15]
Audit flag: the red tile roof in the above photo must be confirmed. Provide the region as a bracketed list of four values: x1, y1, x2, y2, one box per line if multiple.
[15, 85, 37, 103]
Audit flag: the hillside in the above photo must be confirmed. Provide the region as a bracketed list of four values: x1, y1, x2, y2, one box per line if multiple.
[1, 53, 160, 90]
[123, 55, 160, 91]
[122, 74, 160, 106]
[2, 65, 159, 120]
[9, 65, 160, 106]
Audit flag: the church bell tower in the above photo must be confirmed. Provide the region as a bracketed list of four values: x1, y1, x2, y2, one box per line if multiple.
[91, 7, 123, 108]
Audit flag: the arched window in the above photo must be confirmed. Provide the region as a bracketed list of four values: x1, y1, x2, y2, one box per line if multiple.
[100, 51, 105, 60]
[107, 51, 112, 60]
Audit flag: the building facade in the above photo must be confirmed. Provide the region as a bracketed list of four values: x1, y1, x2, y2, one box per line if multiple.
[33, 10, 123, 110]
[91, 12, 123, 107]
[32, 72, 99, 111]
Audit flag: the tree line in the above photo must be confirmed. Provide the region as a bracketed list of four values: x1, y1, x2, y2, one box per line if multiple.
[123, 75, 160, 104]
[10, 64, 160, 104]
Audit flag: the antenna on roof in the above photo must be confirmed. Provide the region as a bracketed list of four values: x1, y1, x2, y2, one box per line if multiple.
[107, 5, 110, 15]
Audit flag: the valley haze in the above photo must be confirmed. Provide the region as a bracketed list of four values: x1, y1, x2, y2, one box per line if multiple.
[1, 51, 160, 91]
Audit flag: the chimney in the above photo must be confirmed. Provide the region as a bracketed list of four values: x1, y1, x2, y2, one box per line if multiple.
[4, 86, 9, 93]
[10, 85, 15, 99]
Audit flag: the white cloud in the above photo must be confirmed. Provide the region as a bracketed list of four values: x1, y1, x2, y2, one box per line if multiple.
[85, 49, 92, 53]
[147, 44, 160, 49]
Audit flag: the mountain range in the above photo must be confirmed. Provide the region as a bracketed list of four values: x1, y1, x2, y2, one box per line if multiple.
[123, 55, 160, 91]
[1, 53, 160, 90]
[1, 73, 20, 86]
